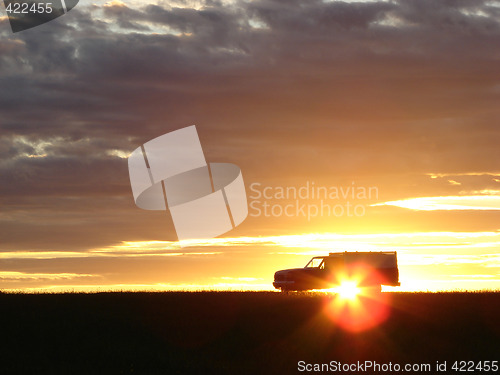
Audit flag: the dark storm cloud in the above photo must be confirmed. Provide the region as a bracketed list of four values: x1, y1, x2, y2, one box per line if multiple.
[1, 0, 500, 252]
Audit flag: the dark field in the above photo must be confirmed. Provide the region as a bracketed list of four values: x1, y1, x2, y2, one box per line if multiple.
[0, 291, 499, 374]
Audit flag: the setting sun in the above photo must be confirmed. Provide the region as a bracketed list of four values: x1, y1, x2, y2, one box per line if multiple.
[324, 284, 391, 333]
[334, 281, 361, 300]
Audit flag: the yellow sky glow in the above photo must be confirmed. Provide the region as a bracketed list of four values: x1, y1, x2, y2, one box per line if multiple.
[2, 231, 499, 293]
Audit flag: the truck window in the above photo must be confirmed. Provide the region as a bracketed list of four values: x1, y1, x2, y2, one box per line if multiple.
[305, 257, 325, 269]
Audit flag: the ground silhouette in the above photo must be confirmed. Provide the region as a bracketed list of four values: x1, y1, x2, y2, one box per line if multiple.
[0, 291, 498, 374]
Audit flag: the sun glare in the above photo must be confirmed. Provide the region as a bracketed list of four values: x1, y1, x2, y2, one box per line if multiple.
[335, 281, 361, 300]
[323, 267, 392, 332]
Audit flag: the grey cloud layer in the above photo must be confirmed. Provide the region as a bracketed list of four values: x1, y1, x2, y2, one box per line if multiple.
[1, 0, 500, 251]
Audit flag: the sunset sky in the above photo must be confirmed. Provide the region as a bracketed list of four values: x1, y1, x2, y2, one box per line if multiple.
[1, 0, 500, 292]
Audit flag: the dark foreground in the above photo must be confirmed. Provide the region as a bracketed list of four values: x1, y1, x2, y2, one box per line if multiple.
[0, 291, 499, 374]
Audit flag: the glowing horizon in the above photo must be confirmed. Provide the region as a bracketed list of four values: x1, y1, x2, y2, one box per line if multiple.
[2, 231, 499, 293]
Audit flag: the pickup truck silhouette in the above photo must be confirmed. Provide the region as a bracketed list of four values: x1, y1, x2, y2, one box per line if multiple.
[273, 251, 400, 292]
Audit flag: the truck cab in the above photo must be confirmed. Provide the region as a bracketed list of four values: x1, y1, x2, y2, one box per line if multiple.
[273, 251, 400, 292]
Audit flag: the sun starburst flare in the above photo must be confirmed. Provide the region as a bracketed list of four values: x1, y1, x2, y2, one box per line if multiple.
[334, 281, 361, 300]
